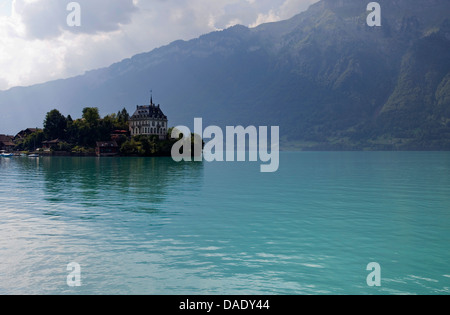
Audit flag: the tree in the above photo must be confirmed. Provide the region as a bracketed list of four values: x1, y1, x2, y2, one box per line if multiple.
[119, 108, 129, 123]
[114, 108, 130, 130]
[82, 107, 100, 126]
[98, 115, 115, 141]
[66, 115, 77, 144]
[44, 109, 67, 140]
[74, 119, 96, 147]
[15, 130, 45, 151]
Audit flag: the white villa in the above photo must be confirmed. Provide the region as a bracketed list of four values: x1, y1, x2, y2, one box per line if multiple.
[129, 96, 168, 140]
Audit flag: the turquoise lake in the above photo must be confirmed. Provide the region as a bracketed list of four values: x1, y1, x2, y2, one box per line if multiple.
[0, 152, 449, 295]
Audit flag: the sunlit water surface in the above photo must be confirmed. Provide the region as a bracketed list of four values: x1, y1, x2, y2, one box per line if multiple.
[0, 152, 449, 294]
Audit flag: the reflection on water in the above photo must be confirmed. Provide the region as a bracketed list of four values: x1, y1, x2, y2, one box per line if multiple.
[0, 156, 206, 295]
[34, 157, 204, 217]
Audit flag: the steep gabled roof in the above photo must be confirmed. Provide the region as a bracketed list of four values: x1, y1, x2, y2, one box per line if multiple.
[0, 134, 14, 142]
[131, 104, 168, 120]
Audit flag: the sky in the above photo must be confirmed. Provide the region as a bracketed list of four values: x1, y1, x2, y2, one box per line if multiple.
[0, 0, 318, 91]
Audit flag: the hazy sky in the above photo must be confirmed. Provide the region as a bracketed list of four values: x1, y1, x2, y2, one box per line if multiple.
[0, 0, 318, 90]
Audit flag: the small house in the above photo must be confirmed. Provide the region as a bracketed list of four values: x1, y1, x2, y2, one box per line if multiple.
[111, 130, 129, 141]
[0, 134, 15, 152]
[42, 139, 61, 151]
[15, 128, 40, 141]
[96, 141, 119, 157]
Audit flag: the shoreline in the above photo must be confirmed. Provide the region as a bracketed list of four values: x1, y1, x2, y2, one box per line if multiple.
[4, 151, 174, 158]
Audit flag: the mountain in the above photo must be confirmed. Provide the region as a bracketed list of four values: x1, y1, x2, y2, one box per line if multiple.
[1, 0, 450, 150]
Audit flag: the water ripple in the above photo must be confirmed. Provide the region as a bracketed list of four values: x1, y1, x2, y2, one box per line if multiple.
[0, 153, 449, 294]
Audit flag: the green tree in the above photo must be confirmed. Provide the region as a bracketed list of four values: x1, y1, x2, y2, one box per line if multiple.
[119, 108, 129, 123]
[66, 115, 78, 144]
[80, 107, 102, 146]
[44, 109, 67, 140]
[82, 107, 100, 126]
[15, 130, 44, 151]
[114, 108, 130, 130]
[75, 119, 96, 147]
[98, 115, 115, 141]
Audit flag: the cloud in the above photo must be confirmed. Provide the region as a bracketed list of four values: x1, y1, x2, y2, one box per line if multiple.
[249, 10, 279, 28]
[14, 0, 138, 39]
[0, 0, 318, 91]
[279, 0, 317, 19]
[249, 0, 319, 28]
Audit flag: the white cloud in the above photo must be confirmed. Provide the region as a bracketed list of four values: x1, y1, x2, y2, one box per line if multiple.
[14, 0, 138, 39]
[0, 0, 318, 91]
[279, 0, 317, 19]
[249, 0, 319, 28]
[250, 10, 280, 28]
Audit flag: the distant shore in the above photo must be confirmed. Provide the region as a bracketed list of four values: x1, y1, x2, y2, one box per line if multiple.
[9, 151, 175, 158]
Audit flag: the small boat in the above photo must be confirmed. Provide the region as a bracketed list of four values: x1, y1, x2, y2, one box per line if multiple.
[28, 154, 39, 158]
[0, 153, 14, 157]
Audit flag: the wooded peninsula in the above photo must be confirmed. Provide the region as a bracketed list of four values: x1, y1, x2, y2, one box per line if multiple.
[12, 107, 180, 157]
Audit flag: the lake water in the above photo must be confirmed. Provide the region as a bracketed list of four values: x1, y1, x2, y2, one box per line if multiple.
[0, 152, 449, 295]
